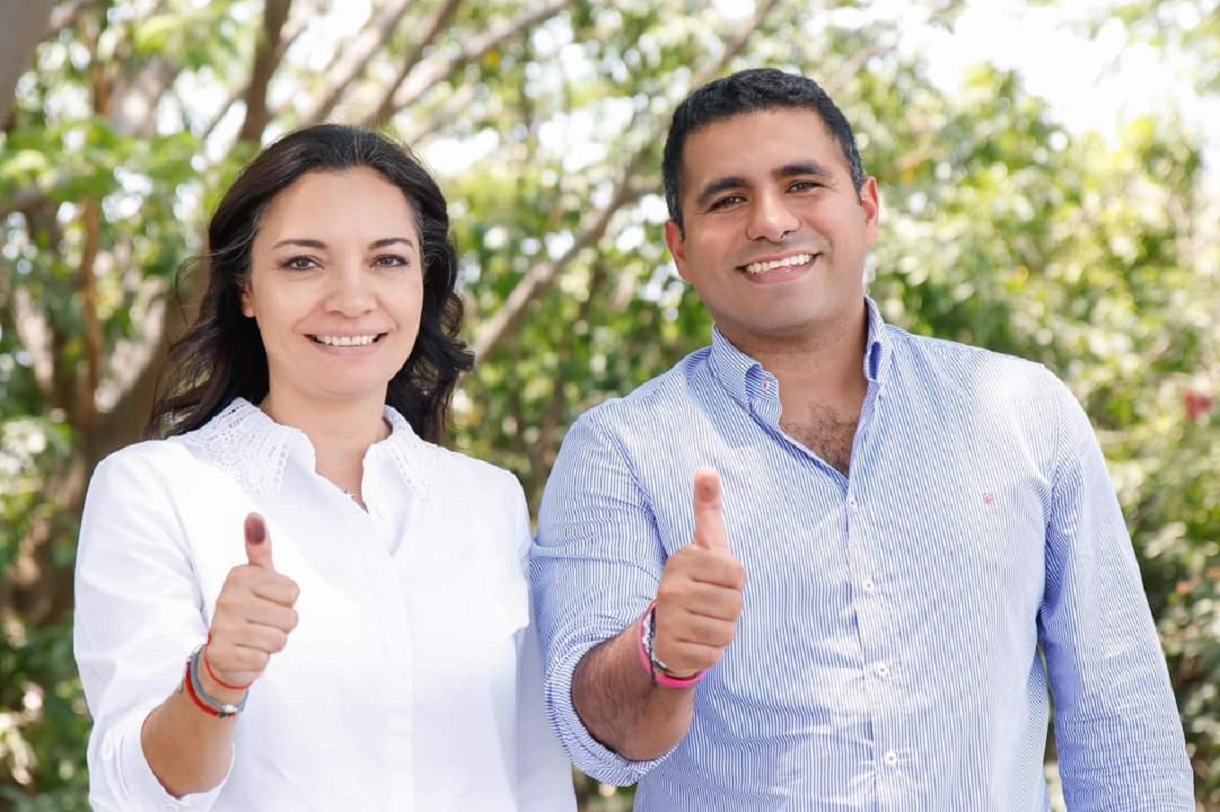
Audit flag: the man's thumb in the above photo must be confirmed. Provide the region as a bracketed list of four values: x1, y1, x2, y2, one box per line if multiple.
[692, 468, 729, 551]
[245, 513, 274, 569]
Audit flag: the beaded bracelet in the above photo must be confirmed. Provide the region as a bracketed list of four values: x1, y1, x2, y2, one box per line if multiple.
[183, 645, 247, 718]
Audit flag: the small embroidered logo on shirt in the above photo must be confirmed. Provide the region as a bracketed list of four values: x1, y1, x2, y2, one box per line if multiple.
[982, 492, 995, 506]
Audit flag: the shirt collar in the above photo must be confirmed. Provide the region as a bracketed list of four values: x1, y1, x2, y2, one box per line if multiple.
[864, 296, 893, 386]
[177, 397, 435, 499]
[707, 297, 893, 405]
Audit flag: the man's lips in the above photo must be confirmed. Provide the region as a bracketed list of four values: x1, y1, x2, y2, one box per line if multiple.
[737, 252, 820, 276]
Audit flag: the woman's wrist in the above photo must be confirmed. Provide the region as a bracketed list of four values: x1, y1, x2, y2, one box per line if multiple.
[185, 646, 248, 717]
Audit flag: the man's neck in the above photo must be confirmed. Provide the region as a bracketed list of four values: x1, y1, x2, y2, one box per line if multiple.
[722, 306, 870, 414]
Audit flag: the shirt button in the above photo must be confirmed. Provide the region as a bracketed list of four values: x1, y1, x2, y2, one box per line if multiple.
[883, 750, 898, 767]
[847, 496, 858, 508]
[876, 663, 890, 678]
[863, 579, 876, 593]
[762, 380, 774, 392]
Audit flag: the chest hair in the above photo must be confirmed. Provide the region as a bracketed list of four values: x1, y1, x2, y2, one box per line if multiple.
[780, 404, 859, 476]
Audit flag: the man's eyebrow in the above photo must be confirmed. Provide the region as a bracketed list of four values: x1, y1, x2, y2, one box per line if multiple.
[696, 176, 747, 210]
[695, 162, 836, 209]
[270, 237, 416, 250]
[774, 161, 834, 181]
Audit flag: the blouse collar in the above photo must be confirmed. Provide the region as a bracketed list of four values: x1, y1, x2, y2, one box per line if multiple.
[176, 397, 437, 500]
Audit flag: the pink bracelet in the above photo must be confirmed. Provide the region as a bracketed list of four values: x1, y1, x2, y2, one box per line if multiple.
[636, 600, 707, 689]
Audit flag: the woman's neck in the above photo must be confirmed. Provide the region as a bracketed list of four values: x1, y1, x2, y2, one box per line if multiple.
[258, 390, 388, 497]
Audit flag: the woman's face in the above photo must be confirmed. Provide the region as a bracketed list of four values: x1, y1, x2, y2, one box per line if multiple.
[241, 166, 425, 412]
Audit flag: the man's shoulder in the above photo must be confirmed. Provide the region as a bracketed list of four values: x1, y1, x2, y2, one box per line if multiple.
[574, 346, 713, 429]
[887, 325, 1060, 388]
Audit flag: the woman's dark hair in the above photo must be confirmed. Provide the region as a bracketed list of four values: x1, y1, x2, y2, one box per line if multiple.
[147, 124, 473, 444]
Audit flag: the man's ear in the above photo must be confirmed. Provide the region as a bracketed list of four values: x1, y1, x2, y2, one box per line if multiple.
[664, 220, 690, 282]
[859, 176, 880, 247]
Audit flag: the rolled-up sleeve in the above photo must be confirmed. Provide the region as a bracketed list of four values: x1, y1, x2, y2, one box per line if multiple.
[529, 409, 674, 785]
[73, 448, 231, 810]
[1038, 377, 1194, 809]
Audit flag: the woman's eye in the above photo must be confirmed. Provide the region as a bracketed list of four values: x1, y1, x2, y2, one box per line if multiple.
[280, 255, 318, 270]
[373, 254, 409, 267]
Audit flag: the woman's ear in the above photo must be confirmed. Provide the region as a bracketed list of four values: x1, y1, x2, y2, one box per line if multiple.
[240, 283, 255, 318]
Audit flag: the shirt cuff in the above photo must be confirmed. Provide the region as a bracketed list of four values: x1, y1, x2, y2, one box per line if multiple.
[105, 707, 231, 810]
[546, 640, 676, 786]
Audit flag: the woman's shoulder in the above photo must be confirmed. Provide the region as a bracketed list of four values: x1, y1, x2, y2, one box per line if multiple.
[383, 408, 522, 500]
[82, 438, 215, 518]
[426, 443, 524, 498]
[93, 436, 201, 480]
[89, 403, 263, 493]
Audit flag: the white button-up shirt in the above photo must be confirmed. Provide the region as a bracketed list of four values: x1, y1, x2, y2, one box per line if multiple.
[74, 399, 576, 811]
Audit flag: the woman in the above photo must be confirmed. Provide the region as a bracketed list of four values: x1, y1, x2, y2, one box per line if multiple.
[73, 125, 576, 811]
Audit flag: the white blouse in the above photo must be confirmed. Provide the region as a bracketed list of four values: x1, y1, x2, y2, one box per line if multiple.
[73, 399, 576, 811]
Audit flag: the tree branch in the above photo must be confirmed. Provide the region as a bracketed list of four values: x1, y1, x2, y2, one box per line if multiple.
[79, 200, 104, 433]
[470, 165, 648, 361]
[364, 0, 467, 126]
[201, 6, 309, 142]
[97, 296, 177, 456]
[467, 0, 782, 361]
[398, 82, 477, 142]
[363, 0, 571, 127]
[0, 0, 58, 124]
[111, 59, 182, 137]
[13, 286, 54, 399]
[235, 0, 295, 144]
[298, 0, 420, 126]
[47, 0, 91, 39]
[524, 258, 608, 501]
[698, 0, 784, 83]
[0, 187, 53, 220]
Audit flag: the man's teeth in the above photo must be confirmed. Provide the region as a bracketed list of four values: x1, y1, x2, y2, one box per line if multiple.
[743, 253, 814, 275]
[313, 335, 378, 346]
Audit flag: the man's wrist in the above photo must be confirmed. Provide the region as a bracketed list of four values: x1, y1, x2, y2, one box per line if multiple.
[637, 600, 707, 688]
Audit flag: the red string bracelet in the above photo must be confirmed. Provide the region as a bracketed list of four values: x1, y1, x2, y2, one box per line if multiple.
[204, 633, 253, 691]
[183, 652, 241, 718]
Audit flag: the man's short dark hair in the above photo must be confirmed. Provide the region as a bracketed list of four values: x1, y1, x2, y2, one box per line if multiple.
[662, 68, 867, 232]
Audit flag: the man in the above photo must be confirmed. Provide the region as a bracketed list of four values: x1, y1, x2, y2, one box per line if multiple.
[530, 68, 1194, 810]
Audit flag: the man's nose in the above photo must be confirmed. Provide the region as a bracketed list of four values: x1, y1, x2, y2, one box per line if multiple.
[744, 192, 799, 242]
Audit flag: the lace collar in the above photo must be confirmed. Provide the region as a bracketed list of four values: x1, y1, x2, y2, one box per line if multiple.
[176, 397, 436, 500]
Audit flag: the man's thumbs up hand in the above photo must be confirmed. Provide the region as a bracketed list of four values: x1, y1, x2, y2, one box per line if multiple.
[650, 469, 745, 681]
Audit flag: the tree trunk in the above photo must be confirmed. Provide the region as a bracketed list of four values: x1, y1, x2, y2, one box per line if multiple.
[0, 0, 58, 125]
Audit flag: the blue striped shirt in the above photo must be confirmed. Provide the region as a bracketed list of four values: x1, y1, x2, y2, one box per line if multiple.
[530, 299, 1193, 811]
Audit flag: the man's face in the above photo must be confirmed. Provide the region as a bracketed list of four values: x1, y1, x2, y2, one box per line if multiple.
[664, 108, 879, 350]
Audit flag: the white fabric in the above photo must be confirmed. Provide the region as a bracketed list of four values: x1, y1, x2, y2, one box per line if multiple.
[73, 398, 576, 811]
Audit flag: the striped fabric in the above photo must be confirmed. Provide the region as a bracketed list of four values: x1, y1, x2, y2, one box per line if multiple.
[530, 298, 1194, 811]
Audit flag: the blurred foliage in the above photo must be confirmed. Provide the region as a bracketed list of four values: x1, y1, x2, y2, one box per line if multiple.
[1059, 0, 1220, 93]
[1, 0, 1217, 809]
